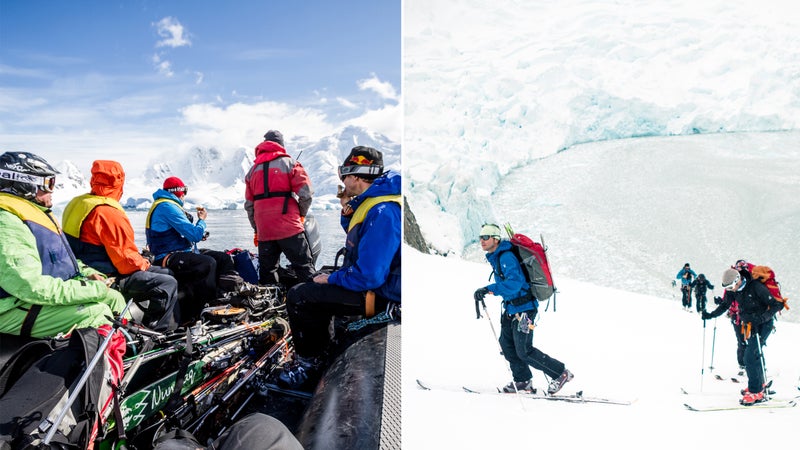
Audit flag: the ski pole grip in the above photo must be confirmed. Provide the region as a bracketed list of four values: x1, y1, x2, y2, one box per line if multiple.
[475, 298, 484, 319]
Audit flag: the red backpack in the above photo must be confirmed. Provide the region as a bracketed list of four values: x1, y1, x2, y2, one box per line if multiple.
[502, 224, 557, 308]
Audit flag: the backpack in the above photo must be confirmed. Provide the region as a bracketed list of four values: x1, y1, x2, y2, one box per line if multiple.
[0, 327, 125, 450]
[499, 224, 557, 306]
[749, 265, 789, 311]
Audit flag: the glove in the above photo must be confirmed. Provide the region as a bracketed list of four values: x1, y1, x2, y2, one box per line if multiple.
[474, 287, 489, 303]
[253, 233, 259, 247]
[701, 311, 712, 320]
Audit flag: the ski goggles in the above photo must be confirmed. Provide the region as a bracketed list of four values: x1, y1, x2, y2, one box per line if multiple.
[338, 164, 383, 181]
[0, 168, 56, 192]
[166, 186, 188, 194]
[722, 274, 741, 291]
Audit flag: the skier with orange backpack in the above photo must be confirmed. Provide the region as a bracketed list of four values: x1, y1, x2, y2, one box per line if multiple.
[702, 260, 787, 405]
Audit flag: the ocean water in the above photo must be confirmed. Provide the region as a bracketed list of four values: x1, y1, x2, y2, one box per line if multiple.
[124, 208, 346, 270]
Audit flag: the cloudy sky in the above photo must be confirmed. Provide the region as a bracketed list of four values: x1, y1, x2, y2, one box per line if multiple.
[0, 0, 400, 174]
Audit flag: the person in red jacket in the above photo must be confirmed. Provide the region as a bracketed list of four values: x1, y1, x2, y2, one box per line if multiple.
[244, 130, 315, 285]
[63, 160, 180, 331]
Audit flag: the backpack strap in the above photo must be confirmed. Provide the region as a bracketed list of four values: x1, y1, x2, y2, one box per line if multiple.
[19, 304, 43, 338]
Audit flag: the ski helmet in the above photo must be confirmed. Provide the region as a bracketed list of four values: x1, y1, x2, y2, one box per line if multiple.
[0, 151, 59, 200]
[338, 146, 384, 181]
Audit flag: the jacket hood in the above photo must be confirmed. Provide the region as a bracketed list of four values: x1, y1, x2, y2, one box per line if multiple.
[90, 160, 125, 201]
[152, 188, 184, 205]
[254, 140, 288, 164]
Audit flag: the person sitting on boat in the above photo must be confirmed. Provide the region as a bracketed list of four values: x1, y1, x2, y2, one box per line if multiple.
[0, 151, 127, 338]
[145, 176, 243, 320]
[278, 146, 401, 389]
[63, 160, 180, 331]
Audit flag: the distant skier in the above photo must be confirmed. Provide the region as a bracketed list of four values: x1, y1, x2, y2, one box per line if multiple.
[676, 263, 697, 311]
[702, 266, 783, 405]
[690, 273, 714, 313]
[473, 223, 573, 395]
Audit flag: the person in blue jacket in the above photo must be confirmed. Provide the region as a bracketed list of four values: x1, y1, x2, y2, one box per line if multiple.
[279, 146, 401, 389]
[676, 262, 698, 311]
[146, 176, 240, 319]
[474, 223, 573, 395]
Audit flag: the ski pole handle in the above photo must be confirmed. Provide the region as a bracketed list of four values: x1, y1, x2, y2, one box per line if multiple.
[475, 298, 484, 319]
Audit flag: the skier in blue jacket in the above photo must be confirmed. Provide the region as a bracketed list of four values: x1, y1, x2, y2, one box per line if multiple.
[280, 146, 401, 389]
[474, 223, 573, 395]
[676, 263, 698, 311]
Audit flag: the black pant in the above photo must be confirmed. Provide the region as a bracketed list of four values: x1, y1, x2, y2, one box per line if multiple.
[117, 266, 180, 331]
[286, 282, 385, 357]
[681, 285, 692, 308]
[694, 292, 707, 313]
[732, 321, 746, 368]
[499, 310, 565, 382]
[258, 232, 315, 285]
[155, 251, 217, 321]
[743, 320, 773, 393]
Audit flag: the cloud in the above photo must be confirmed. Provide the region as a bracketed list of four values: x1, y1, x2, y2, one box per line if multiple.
[336, 97, 358, 109]
[358, 74, 399, 101]
[152, 54, 174, 77]
[180, 100, 338, 149]
[154, 17, 191, 48]
[344, 102, 401, 144]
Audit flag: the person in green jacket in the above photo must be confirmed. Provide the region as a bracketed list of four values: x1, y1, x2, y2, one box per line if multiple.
[0, 151, 126, 338]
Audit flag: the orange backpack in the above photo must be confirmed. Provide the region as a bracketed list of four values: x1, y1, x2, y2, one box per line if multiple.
[750, 265, 789, 311]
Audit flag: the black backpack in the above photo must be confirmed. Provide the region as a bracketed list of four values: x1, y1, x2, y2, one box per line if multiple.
[0, 328, 113, 449]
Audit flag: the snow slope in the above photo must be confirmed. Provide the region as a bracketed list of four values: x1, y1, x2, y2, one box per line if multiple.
[402, 245, 800, 448]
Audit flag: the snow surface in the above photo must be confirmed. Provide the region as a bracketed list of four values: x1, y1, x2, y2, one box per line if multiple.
[402, 245, 800, 448]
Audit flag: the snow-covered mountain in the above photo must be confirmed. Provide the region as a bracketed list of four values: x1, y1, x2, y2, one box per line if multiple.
[404, 0, 800, 256]
[50, 125, 399, 212]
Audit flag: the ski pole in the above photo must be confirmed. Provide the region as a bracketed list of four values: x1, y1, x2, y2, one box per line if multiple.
[755, 331, 769, 401]
[700, 317, 707, 392]
[43, 299, 134, 445]
[478, 299, 527, 411]
[709, 318, 717, 372]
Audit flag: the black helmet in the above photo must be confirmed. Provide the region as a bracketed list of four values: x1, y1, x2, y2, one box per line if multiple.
[0, 151, 59, 200]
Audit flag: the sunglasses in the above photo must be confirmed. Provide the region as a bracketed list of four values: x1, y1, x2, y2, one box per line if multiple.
[479, 235, 495, 241]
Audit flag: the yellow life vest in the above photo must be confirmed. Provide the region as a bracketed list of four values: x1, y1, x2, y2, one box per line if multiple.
[348, 194, 402, 232]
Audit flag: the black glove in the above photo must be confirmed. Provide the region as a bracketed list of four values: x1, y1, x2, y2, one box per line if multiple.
[474, 287, 489, 319]
[701, 311, 712, 320]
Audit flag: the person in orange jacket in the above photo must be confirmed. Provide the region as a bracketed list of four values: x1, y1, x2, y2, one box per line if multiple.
[63, 160, 180, 331]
